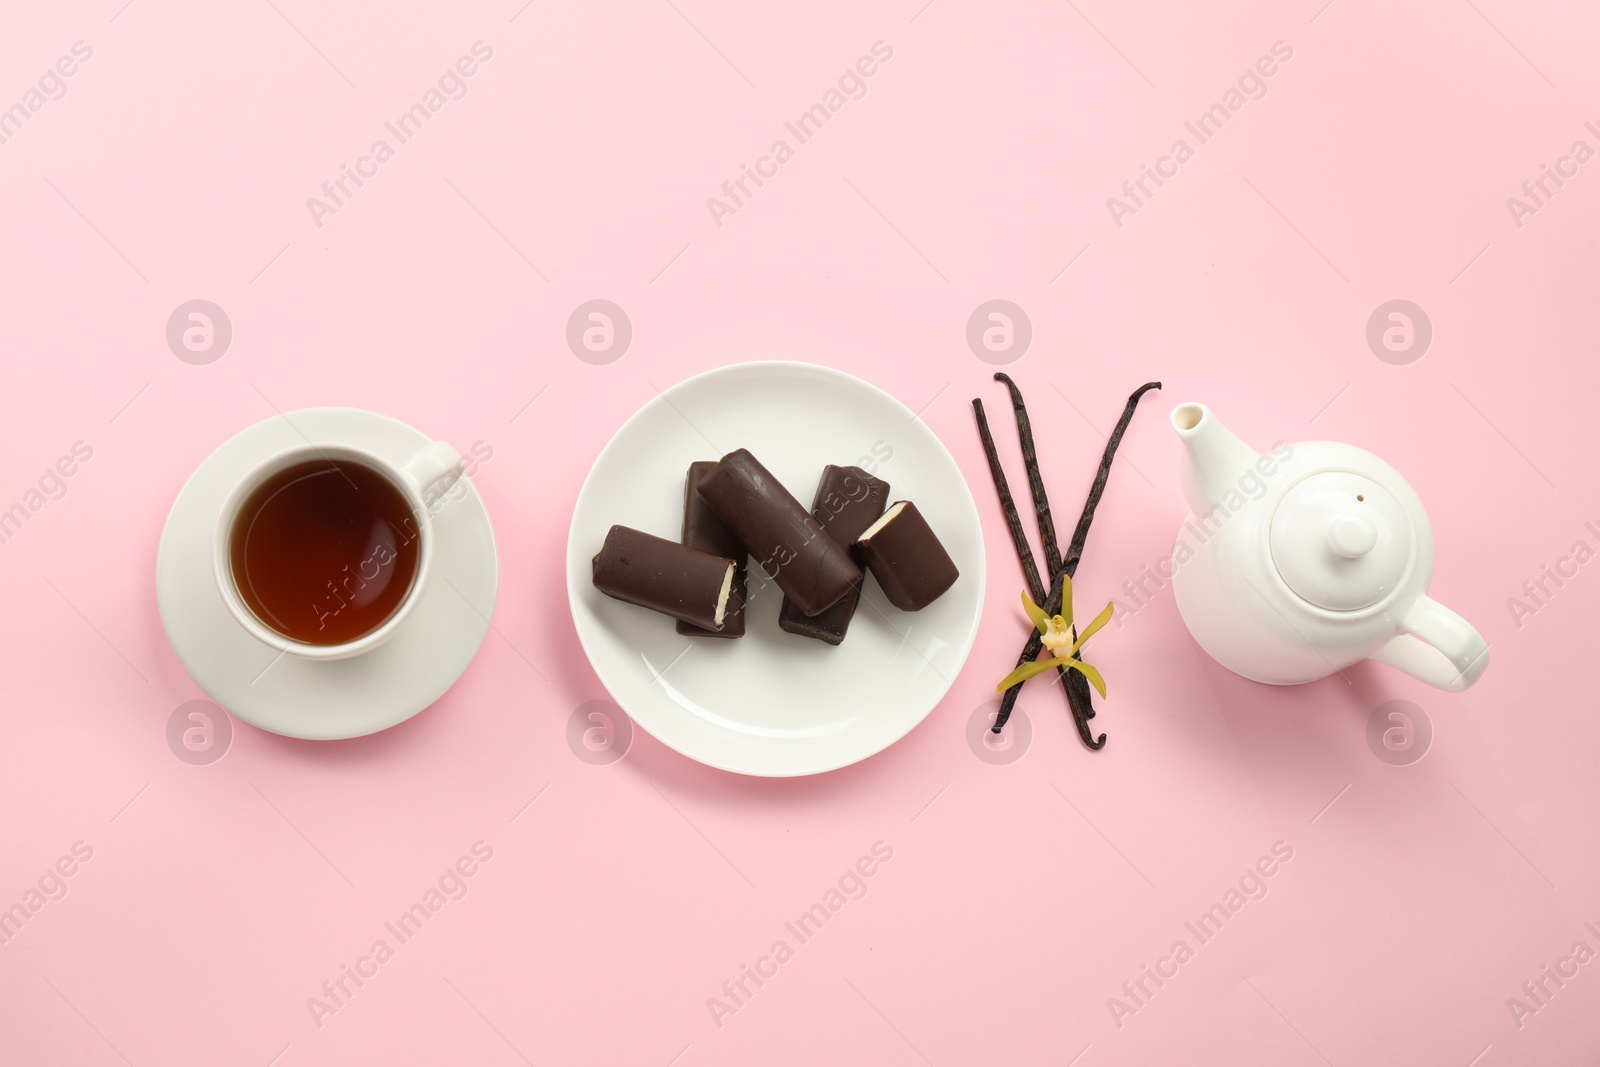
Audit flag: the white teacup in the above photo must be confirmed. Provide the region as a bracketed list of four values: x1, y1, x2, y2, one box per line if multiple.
[213, 440, 463, 660]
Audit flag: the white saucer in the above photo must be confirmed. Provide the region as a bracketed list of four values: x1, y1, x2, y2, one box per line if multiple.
[156, 408, 498, 740]
[566, 362, 986, 777]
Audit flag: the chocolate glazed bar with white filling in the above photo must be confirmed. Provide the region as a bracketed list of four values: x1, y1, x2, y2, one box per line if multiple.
[695, 448, 862, 617]
[853, 501, 959, 611]
[592, 524, 738, 631]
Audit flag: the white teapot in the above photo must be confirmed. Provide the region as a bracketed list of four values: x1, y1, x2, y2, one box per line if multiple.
[1169, 402, 1488, 691]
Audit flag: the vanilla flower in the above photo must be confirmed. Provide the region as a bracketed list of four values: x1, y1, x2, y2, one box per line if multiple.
[995, 572, 1113, 697]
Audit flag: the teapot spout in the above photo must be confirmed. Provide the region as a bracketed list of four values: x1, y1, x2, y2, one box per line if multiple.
[1172, 403, 1261, 517]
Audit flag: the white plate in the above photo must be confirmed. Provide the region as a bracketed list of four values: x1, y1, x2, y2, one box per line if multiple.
[156, 408, 498, 739]
[566, 362, 985, 776]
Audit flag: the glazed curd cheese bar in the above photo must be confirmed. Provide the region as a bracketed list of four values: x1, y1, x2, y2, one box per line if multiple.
[592, 524, 738, 632]
[695, 449, 862, 617]
[853, 500, 958, 611]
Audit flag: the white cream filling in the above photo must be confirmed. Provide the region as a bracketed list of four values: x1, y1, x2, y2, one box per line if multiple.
[712, 562, 735, 628]
[855, 500, 906, 544]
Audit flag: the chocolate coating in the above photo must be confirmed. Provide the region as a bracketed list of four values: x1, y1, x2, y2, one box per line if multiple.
[695, 449, 863, 617]
[678, 461, 747, 639]
[778, 465, 890, 644]
[853, 501, 958, 611]
[592, 524, 736, 631]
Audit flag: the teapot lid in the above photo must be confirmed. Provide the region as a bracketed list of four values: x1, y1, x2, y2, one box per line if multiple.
[1269, 471, 1412, 611]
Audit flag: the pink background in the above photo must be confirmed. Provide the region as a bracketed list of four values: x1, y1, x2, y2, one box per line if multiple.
[3, 0, 1598, 1063]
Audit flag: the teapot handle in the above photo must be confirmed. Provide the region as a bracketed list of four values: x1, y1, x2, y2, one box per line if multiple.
[1369, 595, 1490, 692]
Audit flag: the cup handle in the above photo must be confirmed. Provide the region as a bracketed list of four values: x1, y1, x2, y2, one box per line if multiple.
[1368, 595, 1490, 692]
[402, 441, 464, 506]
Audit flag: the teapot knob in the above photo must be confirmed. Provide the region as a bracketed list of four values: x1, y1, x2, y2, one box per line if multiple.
[1328, 513, 1378, 558]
